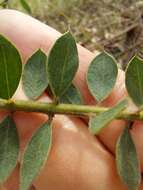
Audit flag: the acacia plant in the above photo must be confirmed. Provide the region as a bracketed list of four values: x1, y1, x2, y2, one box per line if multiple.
[0, 31, 142, 190]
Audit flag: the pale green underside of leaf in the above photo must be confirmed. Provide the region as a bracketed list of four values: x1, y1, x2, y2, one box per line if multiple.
[0, 116, 19, 183]
[47, 31, 79, 100]
[22, 49, 48, 100]
[0, 35, 22, 99]
[60, 84, 83, 104]
[89, 99, 127, 135]
[20, 122, 52, 190]
[87, 52, 118, 102]
[126, 56, 143, 107]
[116, 127, 141, 190]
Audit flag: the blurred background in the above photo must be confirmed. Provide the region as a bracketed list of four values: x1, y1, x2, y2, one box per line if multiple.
[1, 0, 143, 69]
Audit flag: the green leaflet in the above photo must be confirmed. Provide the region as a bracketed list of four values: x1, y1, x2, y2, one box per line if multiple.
[89, 99, 127, 134]
[87, 52, 118, 102]
[22, 49, 48, 100]
[20, 0, 32, 14]
[0, 35, 22, 99]
[60, 84, 83, 104]
[0, 116, 19, 183]
[116, 127, 141, 190]
[20, 122, 52, 190]
[125, 56, 143, 107]
[47, 32, 79, 102]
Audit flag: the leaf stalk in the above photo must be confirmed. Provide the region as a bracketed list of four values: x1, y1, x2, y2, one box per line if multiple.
[0, 98, 142, 121]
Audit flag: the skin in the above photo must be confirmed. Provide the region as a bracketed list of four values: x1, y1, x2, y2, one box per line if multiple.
[0, 9, 142, 190]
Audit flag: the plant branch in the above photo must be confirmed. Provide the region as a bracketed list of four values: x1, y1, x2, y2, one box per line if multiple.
[0, 98, 142, 121]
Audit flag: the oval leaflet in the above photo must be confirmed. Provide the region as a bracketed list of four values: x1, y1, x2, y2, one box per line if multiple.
[87, 52, 118, 102]
[0, 116, 19, 183]
[22, 49, 48, 100]
[116, 126, 141, 190]
[0, 35, 22, 99]
[20, 122, 52, 190]
[126, 56, 143, 107]
[47, 31, 79, 102]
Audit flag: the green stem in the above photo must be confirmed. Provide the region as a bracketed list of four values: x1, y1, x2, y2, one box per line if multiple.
[0, 98, 142, 121]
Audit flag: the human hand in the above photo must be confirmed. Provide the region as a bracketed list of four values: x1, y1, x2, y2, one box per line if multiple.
[0, 9, 143, 190]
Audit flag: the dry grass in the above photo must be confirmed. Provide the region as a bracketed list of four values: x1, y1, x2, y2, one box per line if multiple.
[4, 0, 143, 68]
